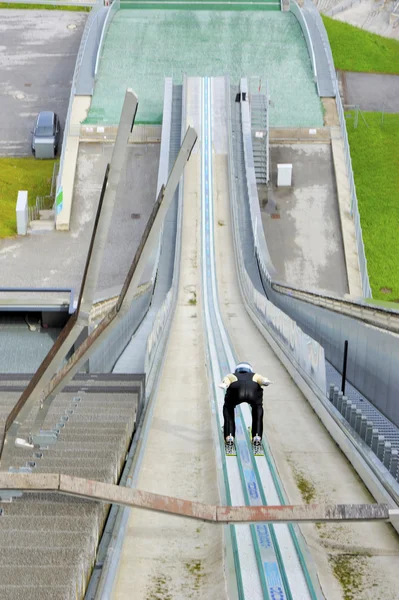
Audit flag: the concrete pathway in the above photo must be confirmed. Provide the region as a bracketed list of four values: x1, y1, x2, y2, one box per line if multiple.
[338, 71, 399, 113]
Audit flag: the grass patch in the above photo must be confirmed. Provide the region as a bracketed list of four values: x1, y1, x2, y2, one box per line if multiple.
[345, 112, 399, 301]
[185, 560, 204, 591]
[188, 291, 197, 306]
[322, 15, 399, 74]
[330, 554, 368, 600]
[293, 469, 316, 504]
[0, 2, 90, 10]
[0, 158, 56, 238]
[146, 573, 172, 600]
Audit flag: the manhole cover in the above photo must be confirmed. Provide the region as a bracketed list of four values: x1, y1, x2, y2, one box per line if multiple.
[131, 213, 141, 219]
[24, 83, 31, 87]
[67, 23, 77, 30]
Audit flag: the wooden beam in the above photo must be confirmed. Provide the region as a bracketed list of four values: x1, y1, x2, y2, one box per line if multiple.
[0, 473, 394, 524]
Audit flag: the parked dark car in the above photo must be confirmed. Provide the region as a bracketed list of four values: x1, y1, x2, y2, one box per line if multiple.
[31, 111, 60, 158]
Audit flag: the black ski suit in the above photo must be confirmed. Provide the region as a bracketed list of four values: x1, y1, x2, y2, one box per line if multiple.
[222, 371, 266, 440]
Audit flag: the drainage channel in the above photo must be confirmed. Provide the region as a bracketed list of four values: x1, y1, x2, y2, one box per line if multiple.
[201, 75, 321, 600]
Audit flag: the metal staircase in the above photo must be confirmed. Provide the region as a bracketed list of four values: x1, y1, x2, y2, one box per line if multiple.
[250, 92, 269, 185]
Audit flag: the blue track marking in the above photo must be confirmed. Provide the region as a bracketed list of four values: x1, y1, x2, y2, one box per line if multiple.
[201, 76, 293, 600]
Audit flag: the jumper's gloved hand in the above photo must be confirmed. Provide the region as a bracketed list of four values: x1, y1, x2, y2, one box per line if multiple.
[219, 374, 234, 391]
[253, 373, 272, 387]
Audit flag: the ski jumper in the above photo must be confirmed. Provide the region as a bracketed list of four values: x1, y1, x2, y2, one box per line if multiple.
[221, 371, 269, 440]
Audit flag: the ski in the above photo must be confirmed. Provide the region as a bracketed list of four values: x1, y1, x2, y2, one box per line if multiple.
[248, 426, 264, 456]
[252, 443, 264, 457]
[225, 442, 237, 456]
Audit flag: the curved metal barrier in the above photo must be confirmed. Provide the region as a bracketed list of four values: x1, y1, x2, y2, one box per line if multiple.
[143, 78, 187, 399]
[272, 280, 399, 334]
[289, 1, 318, 84]
[94, 0, 120, 77]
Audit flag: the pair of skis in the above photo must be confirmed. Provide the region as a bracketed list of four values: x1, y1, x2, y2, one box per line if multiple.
[224, 427, 264, 457]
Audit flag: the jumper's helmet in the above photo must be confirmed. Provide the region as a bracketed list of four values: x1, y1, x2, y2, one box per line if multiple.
[235, 362, 253, 373]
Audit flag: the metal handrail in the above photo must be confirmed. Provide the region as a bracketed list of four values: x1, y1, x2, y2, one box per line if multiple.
[94, 0, 120, 77]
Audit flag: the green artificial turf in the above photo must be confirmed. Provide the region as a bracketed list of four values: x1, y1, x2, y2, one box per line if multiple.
[322, 15, 399, 74]
[0, 2, 90, 10]
[346, 111, 399, 301]
[0, 158, 56, 238]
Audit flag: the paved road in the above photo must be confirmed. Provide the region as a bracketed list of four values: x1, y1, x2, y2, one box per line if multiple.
[0, 143, 160, 298]
[0, 10, 87, 156]
[339, 71, 399, 113]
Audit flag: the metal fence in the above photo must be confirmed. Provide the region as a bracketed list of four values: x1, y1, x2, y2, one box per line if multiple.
[28, 162, 59, 222]
[325, 0, 362, 16]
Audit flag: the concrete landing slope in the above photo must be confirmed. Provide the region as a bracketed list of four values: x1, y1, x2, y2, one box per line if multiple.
[213, 140, 399, 598]
[111, 78, 226, 600]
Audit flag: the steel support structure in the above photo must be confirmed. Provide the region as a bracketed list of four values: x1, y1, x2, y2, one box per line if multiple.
[0, 90, 139, 469]
[0, 125, 197, 469]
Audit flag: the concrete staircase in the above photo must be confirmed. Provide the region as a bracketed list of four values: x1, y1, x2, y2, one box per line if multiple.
[29, 209, 55, 232]
[0, 374, 144, 599]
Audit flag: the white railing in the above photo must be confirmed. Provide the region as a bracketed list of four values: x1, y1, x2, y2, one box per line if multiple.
[290, 1, 318, 83]
[94, 0, 120, 77]
[335, 87, 372, 297]
[57, 0, 105, 191]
